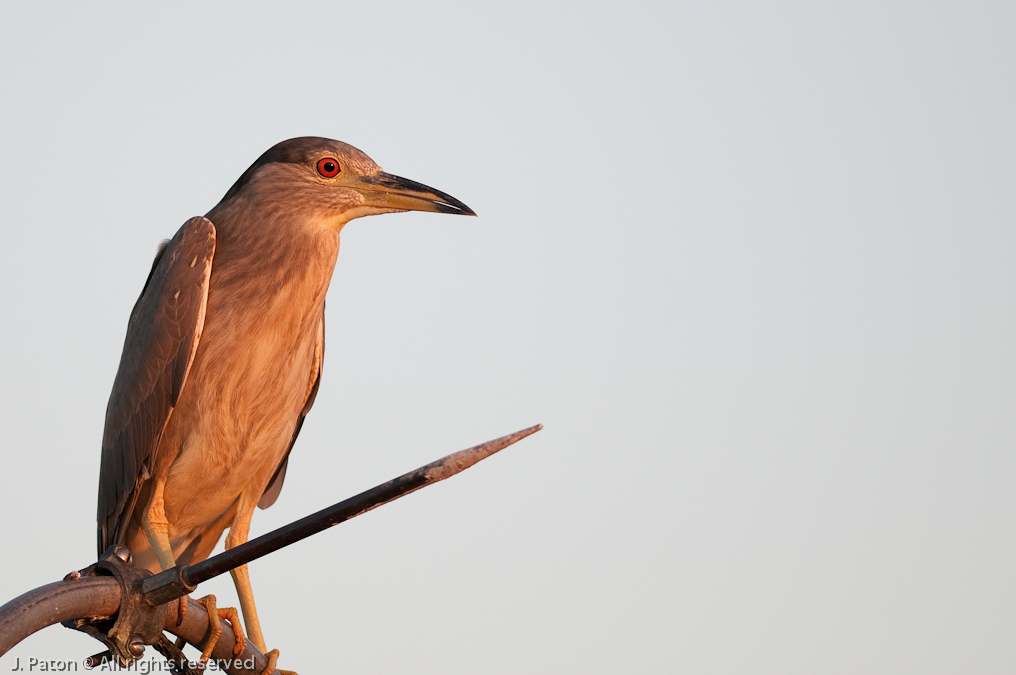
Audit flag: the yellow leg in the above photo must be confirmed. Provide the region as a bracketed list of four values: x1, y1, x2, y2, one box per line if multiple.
[141, 478, 177, 572]
[142, 478, 188, 624]
[224, 496, 267, 652]
[225, 494, 295, 674]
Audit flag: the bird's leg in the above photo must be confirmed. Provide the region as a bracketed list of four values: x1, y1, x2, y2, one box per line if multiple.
[224, 499, 266, 652]
[142, 477, 177, 571]
[142, 477, 188, 625]
[225, 496, 295, 675]
[229, 561, 267, 651]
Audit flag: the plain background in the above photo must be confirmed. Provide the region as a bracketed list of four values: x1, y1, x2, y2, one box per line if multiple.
[1, 2, 1014, 673]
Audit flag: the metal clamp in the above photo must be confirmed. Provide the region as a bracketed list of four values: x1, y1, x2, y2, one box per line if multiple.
[64, 546, 168, 666]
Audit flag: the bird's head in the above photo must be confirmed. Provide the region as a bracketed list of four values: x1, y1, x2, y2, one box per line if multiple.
[211, 137, 475, 230]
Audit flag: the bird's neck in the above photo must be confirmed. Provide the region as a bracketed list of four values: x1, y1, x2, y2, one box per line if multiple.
[204, 198, 341, 320]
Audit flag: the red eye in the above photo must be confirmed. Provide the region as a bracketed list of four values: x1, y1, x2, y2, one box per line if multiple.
[316, 158, 340, 177]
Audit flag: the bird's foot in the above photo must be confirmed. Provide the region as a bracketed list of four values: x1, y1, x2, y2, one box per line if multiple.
[194, 594, 247, 667]
[261, 649, 297, 675]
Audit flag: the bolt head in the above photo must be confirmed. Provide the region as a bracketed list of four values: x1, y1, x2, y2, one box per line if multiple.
[128, 636, 146, 657]
[113, 545, 132, 564]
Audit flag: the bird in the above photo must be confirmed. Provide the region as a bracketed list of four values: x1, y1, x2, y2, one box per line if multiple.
[96, 137, 475, 668]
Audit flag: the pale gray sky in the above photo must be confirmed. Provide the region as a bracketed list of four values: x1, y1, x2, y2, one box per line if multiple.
[0, 1, 1013, 673]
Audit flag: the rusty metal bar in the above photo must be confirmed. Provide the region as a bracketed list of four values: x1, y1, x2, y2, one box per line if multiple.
[0, 577, 120, 654]
[180, 424, 541, 590]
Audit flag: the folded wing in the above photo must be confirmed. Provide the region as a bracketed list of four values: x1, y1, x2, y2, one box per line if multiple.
[96, 216, 216, 554]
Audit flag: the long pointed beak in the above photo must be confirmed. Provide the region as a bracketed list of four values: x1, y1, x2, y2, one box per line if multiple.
[354, 172, 476, 216]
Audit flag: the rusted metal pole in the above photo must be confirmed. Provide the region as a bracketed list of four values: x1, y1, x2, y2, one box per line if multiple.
[0, 580, 267, 675]
[0, 577, 120, 654]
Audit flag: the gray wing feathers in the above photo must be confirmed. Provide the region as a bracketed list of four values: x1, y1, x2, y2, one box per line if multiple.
[258, 310, 325, 510]
[97, 217, 215, 554]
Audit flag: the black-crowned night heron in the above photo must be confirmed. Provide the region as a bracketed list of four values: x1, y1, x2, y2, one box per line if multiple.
[96, 137, 474, 669]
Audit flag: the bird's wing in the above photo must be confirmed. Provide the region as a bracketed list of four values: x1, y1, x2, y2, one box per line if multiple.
[258, 309, 325, 509]
[97, 216, 216, 554]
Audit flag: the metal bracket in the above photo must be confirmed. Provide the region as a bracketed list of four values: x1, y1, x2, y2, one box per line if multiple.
[63, 546, 168, 666]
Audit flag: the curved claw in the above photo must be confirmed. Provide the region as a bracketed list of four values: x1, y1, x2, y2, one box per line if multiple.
[176, 594, 187, 627]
